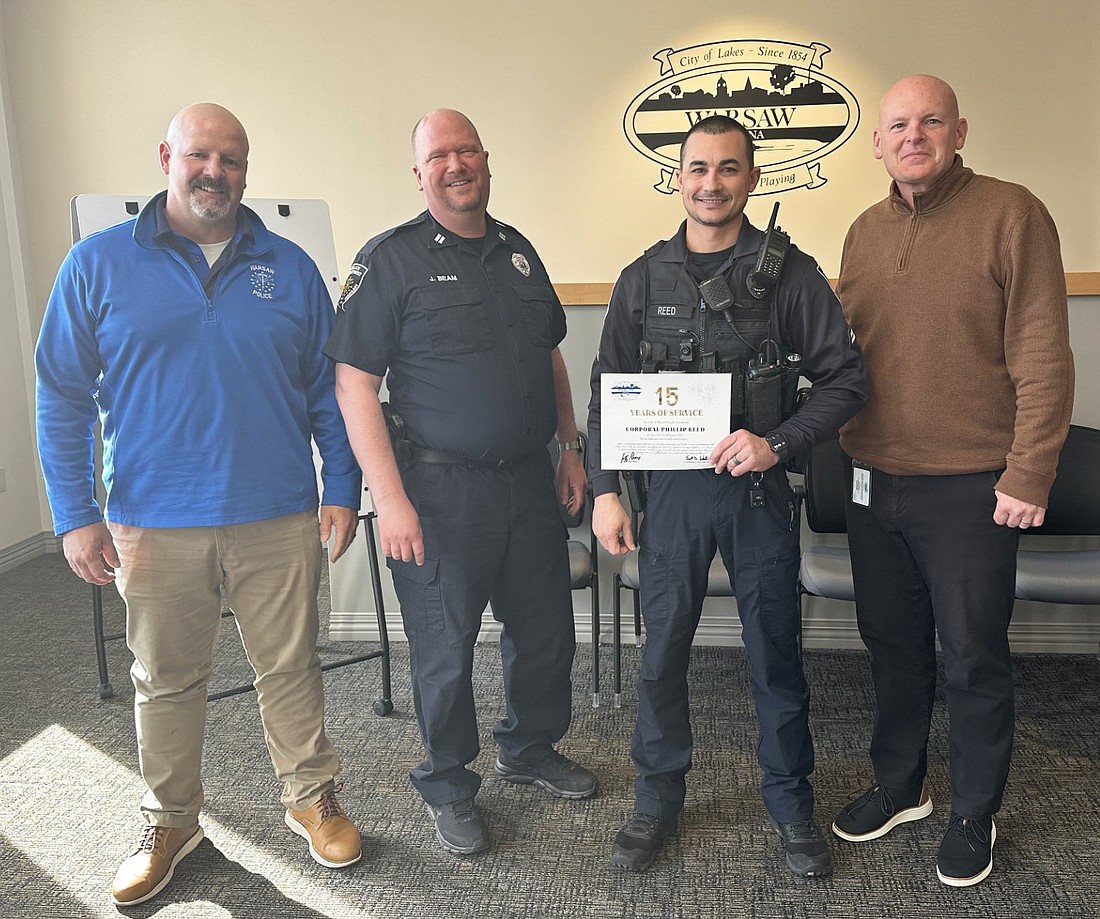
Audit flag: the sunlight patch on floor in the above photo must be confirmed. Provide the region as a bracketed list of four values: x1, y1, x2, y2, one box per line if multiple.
[0, 724, 373, 918]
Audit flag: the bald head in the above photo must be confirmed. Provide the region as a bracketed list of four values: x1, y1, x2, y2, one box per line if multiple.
[159, 102, 249, 243]
[410, 108, 491, 236]
[167, 103, 249, 157]
[411, 109, 482, 161]
[873, 74, 967, 205]
[878, 75, 960, 128]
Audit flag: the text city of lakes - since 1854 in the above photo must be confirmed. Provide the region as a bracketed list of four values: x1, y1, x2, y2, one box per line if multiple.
[676, 44, 816, 69]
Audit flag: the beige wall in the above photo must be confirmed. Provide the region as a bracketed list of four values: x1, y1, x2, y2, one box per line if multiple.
[5, 1, 1099, 306]
[2, 1, 1098, 568]
[0, 24, 50, 559]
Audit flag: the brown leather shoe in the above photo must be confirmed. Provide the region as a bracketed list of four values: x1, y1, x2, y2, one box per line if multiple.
[111, 823, 203, 907]
[285, 789, 362, 868]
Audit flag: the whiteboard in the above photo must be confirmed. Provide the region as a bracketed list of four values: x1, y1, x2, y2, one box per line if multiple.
[70, 194, 343, 305]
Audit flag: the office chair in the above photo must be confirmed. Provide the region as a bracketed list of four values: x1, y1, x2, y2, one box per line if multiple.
[92, 510, 394, 713]
[797, 436, 855, 610]
[553, 433, 602, 706]
[1014, 424, 1100, 653]
[800, 426, 1100, 658]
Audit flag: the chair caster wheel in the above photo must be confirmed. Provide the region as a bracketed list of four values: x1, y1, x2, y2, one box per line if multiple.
[98, 683, 114, 700]
[373, 699, 393, 716]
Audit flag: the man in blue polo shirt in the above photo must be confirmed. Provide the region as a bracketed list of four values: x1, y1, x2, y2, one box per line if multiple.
[325, 108, 597, 856]
[35, 103, 362, 906]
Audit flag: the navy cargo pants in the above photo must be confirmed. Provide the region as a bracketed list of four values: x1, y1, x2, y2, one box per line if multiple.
[386, 450, 576, 806]
[633, 465, 815, 824]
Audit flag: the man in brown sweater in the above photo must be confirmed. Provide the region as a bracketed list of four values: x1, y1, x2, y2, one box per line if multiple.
[830, 75, 1073, 887]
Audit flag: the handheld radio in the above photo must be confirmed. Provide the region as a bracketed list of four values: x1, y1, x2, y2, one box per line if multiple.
[747, 201, 790, 299]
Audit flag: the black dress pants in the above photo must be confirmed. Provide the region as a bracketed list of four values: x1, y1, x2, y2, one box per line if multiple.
[844, 462, 1019, 818]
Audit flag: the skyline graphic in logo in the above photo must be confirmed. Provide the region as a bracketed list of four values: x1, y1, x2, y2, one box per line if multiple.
[610, 382, 642, 399]
[624, 40, 859, 195]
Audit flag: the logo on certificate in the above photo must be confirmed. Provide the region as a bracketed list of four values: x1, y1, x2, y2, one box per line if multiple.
[610, 381, 643, 400]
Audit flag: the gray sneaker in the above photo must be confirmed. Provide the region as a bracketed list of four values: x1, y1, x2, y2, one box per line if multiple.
[493, 750, 598, 799]
[772, 818, 833, 878]
[609, 813, 678, 872]
[426, 799, 490, 855]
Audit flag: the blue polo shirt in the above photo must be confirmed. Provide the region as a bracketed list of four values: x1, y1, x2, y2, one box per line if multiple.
[35, 192, 360, 534]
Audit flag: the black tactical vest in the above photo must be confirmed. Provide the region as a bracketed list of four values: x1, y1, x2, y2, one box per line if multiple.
[640, 245, 776, 428]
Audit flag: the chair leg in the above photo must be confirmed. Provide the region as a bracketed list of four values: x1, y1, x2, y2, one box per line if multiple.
[613, 574, 623, 708]
[92, 584, 114, 700]
[633, 589, 642, 645]
[361, 511, 394, 717]
[589, 577, 601, 708]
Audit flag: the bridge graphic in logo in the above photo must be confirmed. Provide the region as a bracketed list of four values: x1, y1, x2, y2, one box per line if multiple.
[624, 40, 859, 195]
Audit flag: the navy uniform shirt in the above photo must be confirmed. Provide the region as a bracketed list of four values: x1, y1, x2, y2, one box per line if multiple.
[324, 211, 566, 464]
[587, 219, 867, 498]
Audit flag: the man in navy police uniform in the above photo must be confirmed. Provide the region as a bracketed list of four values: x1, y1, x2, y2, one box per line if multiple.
[324, 108, 596, 856]
[588, 115, 866, 877]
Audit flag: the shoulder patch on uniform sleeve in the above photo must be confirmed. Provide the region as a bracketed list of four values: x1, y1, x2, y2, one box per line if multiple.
[337, 262, 369, 310]
[511, 253, 531, 277]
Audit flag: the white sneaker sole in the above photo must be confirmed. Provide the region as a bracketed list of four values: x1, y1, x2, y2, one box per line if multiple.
[832, 794, 934, 842]
[284, 811, 362, 868]
[937, 819, 996, 887]
[111, 825, 204, 907]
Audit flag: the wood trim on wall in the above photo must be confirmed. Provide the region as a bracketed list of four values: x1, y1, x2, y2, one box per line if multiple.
[556, 272, 1100, 305]
[1067, 272, 1100, 296]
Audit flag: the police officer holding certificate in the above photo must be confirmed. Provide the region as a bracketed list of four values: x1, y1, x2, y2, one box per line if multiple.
[588, 115, 865, 876]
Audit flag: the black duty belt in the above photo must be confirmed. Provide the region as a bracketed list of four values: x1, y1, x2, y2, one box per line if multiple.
[406, 445, 525, 469]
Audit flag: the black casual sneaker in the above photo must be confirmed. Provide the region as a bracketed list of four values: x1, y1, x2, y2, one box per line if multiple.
[832, 783, 933, 842]
[426, 799, 490, 855]
[494, 750, 598, 800]
[609, 813, 678, 872]
[772, 819, 833, 878]
[937, 813, 996, 887]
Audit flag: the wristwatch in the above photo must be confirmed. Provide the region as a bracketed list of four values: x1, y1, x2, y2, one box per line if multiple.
[764, 432, 790, 461]
[557, 439, 582, 454]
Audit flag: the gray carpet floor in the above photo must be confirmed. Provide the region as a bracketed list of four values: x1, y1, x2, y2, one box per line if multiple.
[2, 552, 1099, 918]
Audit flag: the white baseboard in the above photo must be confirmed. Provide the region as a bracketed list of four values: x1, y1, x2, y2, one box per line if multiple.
[0, 531, 60, 574]
[331, 596, 1100, 656]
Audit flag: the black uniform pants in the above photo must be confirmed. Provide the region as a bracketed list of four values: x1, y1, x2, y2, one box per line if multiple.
[844, 462, 1019, 818]
[386, 450, 576, 805]
[633, 466, 814, 823]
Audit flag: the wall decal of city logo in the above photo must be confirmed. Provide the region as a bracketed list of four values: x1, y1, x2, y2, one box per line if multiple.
[624, 40, 859, 195]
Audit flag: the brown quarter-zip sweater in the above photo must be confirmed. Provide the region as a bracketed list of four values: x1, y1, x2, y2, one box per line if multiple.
[837, 156, 1074, 507]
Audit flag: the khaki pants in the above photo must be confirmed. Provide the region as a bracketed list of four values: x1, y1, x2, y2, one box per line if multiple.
[110, 511, 340, 826]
